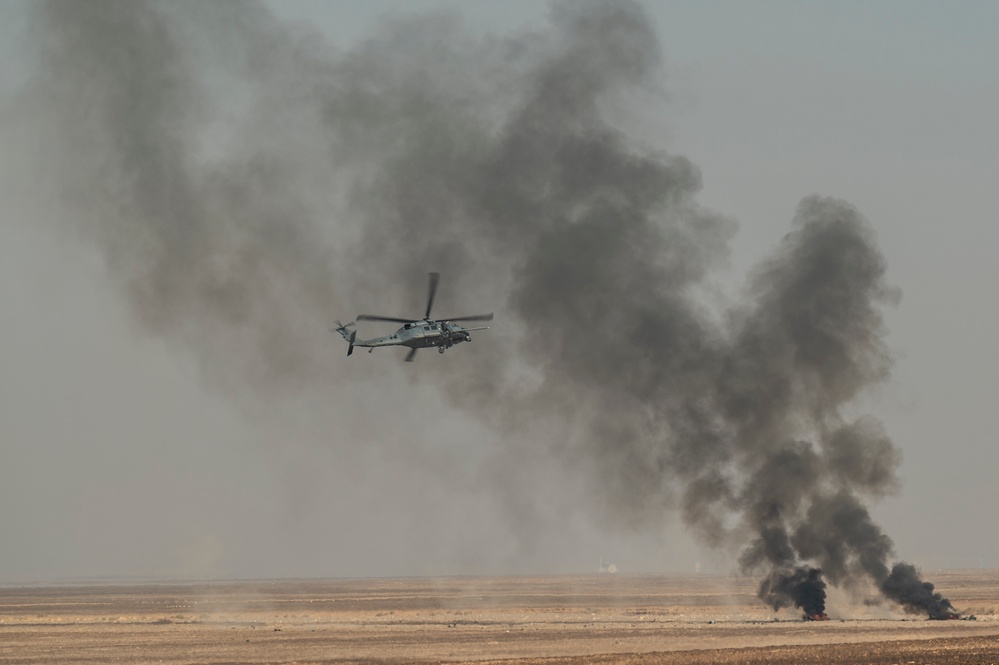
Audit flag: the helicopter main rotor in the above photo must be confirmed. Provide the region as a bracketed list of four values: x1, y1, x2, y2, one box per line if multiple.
[356, 272, 493, 325]
[424, 271, 439, 320]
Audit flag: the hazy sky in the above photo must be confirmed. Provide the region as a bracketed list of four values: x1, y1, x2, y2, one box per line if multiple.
[2, 1, 997, 584]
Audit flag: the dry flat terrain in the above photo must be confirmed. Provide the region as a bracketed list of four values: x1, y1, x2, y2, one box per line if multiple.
[1, 570, 998, 664]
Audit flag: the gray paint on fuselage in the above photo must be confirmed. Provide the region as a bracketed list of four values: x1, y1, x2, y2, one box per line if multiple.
[335, 318, 484, 357]
[354, 320, 461, 350]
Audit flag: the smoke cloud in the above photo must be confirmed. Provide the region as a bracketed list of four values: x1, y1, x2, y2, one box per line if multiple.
[10, 0, 955, 616]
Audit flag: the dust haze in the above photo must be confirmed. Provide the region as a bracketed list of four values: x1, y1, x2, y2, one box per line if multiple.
[0, 0, 955, 612]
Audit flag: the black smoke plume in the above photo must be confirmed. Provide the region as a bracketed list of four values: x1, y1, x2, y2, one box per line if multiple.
[10, 0, 956, 616]
[881, 563, 959, 620]
[759, 566, 827, 619]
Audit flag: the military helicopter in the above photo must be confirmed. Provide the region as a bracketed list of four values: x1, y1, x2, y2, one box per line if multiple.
[332, 272, 492, 362]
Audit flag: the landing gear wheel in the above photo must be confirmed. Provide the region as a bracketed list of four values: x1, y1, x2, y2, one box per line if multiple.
[438, 346, 446, 354]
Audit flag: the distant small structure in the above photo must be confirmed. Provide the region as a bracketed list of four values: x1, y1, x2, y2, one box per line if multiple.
[598, 558, 618, 574]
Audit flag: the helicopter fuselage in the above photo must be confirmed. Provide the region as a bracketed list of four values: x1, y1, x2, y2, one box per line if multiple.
[356, 320, 475, 350]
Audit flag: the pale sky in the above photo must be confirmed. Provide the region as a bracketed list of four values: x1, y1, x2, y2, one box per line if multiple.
[2, 1, 998, 583]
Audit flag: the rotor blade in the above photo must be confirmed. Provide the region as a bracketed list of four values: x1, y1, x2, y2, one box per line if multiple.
[424, 272, 440, 320]
[440, 313, 493, 322]
[356, 314, 413, 324]
[404, 348, 418, 362]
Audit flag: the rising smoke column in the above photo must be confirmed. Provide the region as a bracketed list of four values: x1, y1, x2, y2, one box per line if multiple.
[881, 563, 958, 619]
[759, 566, 827, 619]
[14, 0, 957, 616]
[21, 0, 348, 395]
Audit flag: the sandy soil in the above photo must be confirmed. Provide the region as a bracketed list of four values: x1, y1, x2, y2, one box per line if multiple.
[1, 570, 997, 664]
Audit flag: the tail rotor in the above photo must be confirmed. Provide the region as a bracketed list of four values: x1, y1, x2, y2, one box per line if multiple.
[332, 320, 359, 357]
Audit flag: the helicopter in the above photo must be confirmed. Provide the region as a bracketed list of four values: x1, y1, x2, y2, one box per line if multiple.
[332, 272, 492, 362]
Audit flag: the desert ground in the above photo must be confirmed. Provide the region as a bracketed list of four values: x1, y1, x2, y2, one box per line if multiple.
[1, 570, 997, 664]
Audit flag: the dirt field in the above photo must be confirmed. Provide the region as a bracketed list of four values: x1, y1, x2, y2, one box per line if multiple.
[2, 570, 997, 664]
